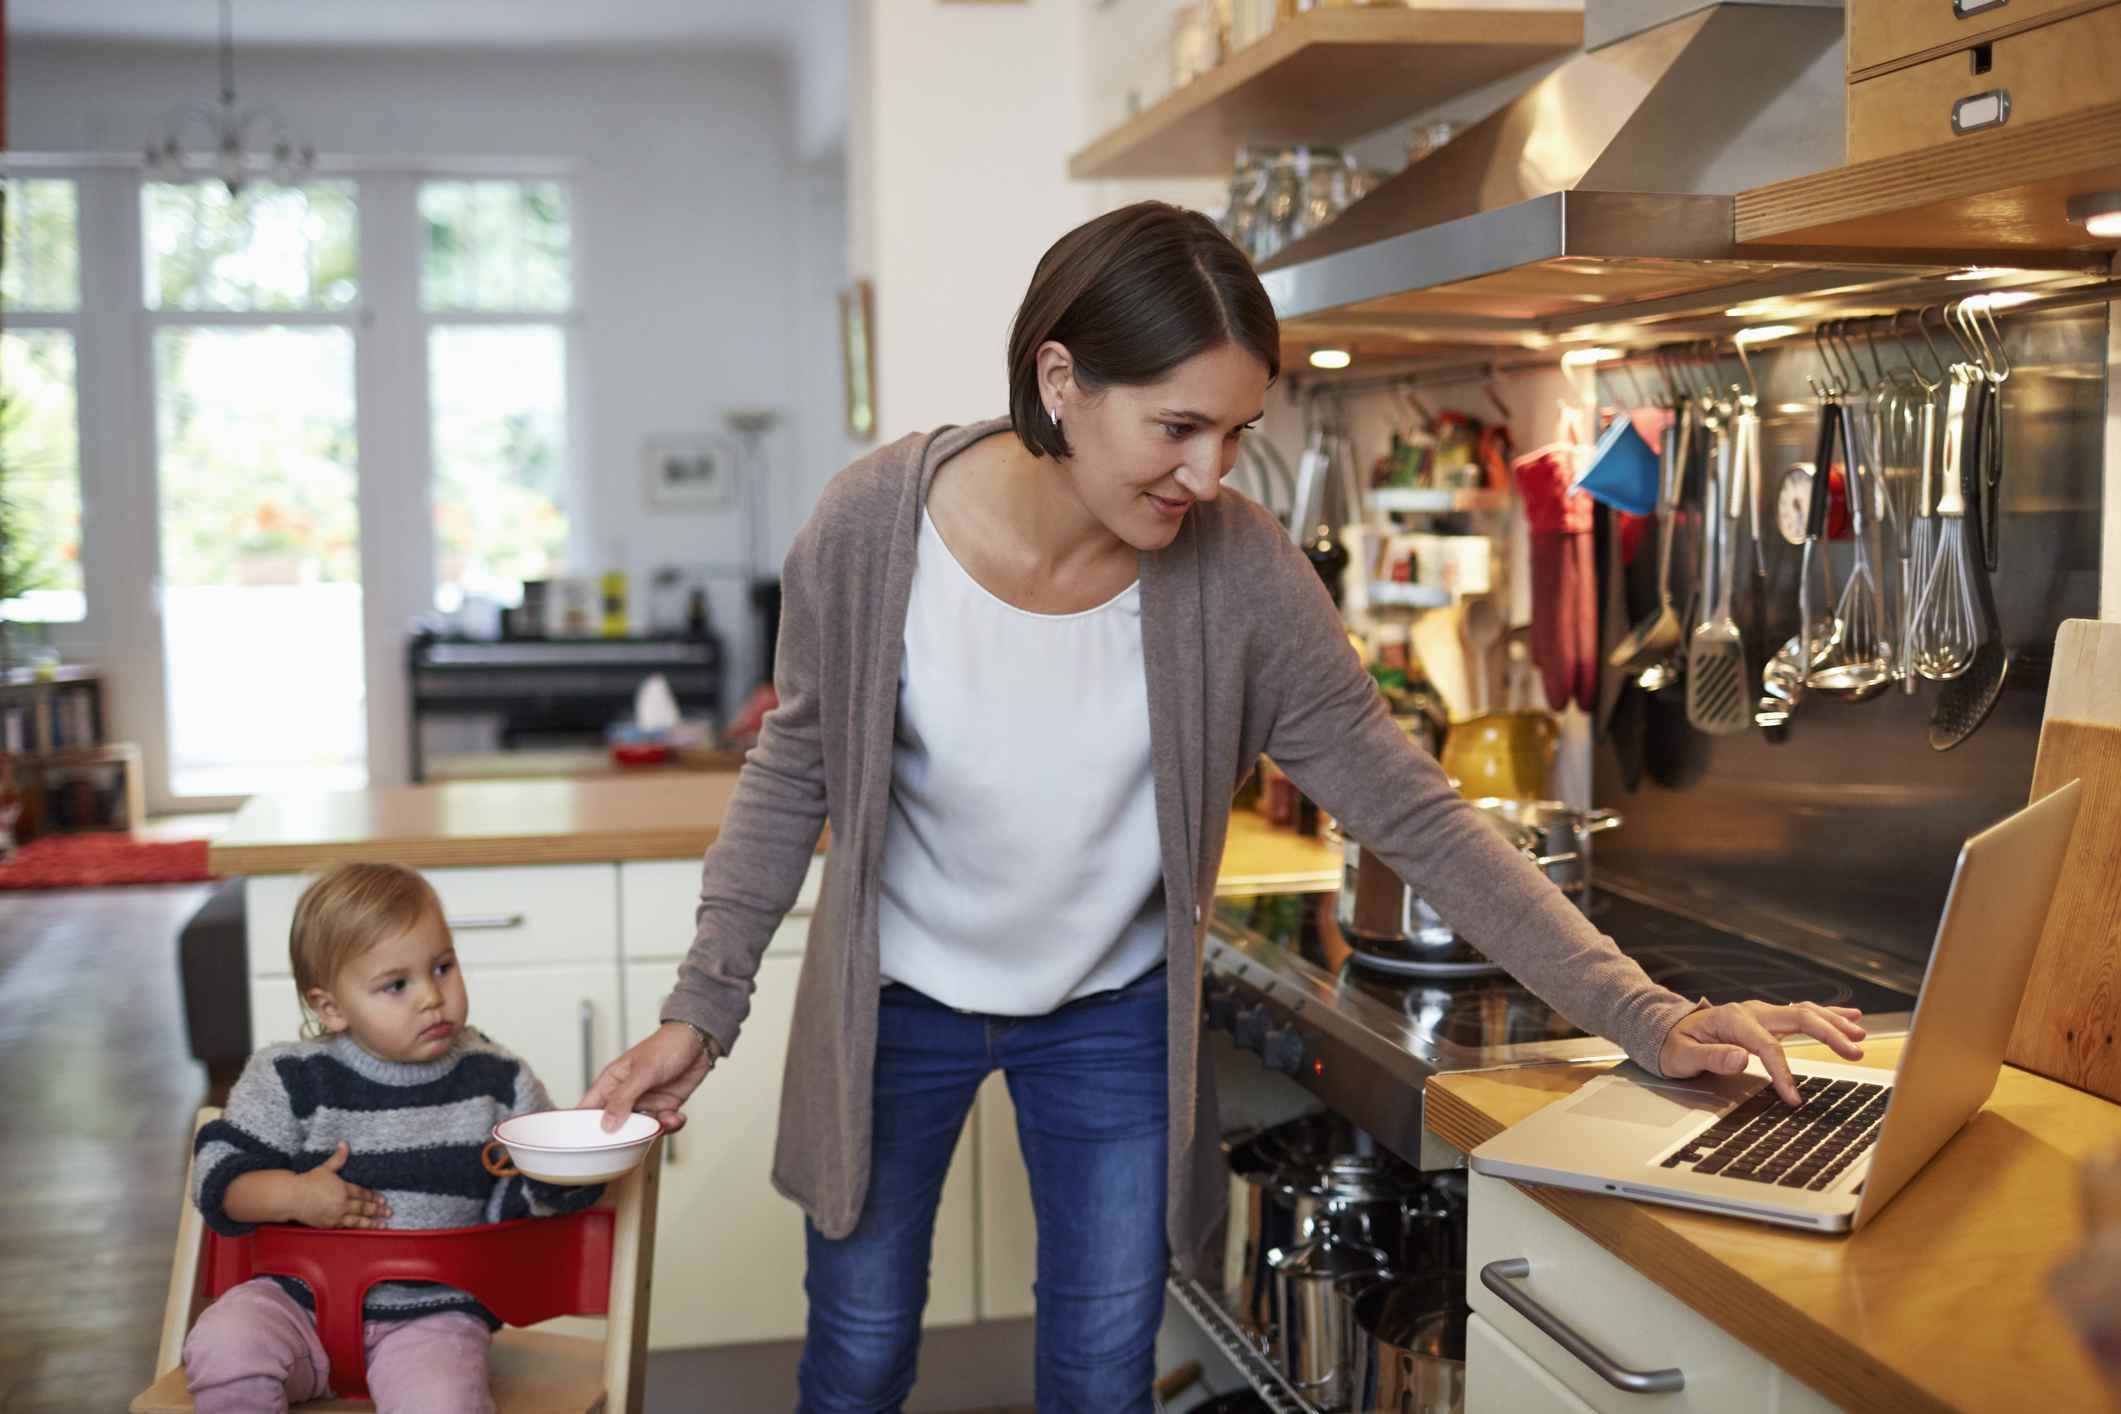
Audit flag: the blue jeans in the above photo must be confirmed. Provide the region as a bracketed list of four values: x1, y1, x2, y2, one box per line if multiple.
[796, 963, 1170, 1413]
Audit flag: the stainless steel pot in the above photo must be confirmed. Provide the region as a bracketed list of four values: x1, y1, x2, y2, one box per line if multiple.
[1466, 798, 1621, 901]
[1333, 807, 1584, 954]
[1222, 1133, 1299, 1349]
[1270, 1233, 1396, 1409]
[1279, 1153, 1423, 1255]
[1346, 1270, 1469, 1414]
[1220, 1115, 1353, 1348]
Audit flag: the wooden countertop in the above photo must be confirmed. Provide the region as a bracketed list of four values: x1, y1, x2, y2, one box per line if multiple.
[210, 779, 1344, 898]
[1426, 1040, 2119, 1413]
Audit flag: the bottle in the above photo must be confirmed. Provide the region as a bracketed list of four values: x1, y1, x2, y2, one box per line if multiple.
[686, 586, 711, 641]
[600, 541, 629, 638]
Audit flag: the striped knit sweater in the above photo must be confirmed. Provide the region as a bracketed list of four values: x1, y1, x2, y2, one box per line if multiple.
[193, 1029, 601, 1327]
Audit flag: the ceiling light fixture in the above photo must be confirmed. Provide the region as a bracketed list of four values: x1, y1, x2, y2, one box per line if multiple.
[2066, 192, 2121, 240]
[1559, 347, 1622, 367]
[1308, 348, 1352, 370]
[1946, 267, 2020, 282]
[1725, 302, 1785, 318]
[144, 0, 314, 196]
[1734, 324, 1801, 345]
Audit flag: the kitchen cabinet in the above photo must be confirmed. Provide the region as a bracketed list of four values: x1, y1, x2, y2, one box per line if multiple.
[247, 961, 622, 1115]
[244, 862, 622, 976]
[1467, 1312, 1600, 1414]
[1847, 2, 2121, 162]
[1465, 1171, 1842, 1413]
[618, 858, 980, 1347]
[1847, 0, 2109, 76]
[1430, 1043, 2120, 1410]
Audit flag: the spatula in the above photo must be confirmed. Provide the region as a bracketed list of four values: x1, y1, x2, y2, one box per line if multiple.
[1608, 404, 1688, 675]
[1686, 416, 1750, 735]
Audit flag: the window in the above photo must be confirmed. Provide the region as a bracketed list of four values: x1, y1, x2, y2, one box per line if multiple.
[421, 179, 574, 609]
[144, 180, 357, 311]
[0, 178, 86, 623]
[147, 179, 366, 796]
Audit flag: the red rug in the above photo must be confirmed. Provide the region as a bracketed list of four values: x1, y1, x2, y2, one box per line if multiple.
[0, 832, 218, 890]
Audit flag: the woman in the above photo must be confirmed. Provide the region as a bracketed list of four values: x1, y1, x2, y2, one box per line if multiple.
[582, 201, 1866, 1412]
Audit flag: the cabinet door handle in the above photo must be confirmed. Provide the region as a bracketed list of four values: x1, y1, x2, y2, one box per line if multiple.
[1953, 0, 2007, 16]
[1950, 88, 2011, 137]
[1480, 1258, 1686, 1394]
[579, 999, 594, 1095]
[447, 912, 525, 932]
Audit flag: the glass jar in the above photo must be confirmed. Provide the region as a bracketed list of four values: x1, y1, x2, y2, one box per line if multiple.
[1219, 146, 1268, 255]
[1255, 150, 1304, 262]
[1406, 120, 1459, 167]
[1293, 145, 1351, 243]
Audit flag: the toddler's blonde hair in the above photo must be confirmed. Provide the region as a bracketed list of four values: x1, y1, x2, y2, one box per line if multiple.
[290, 862, 443, 1040]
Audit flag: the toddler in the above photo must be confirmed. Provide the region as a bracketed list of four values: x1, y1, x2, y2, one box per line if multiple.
[182, 861, 601, 1414]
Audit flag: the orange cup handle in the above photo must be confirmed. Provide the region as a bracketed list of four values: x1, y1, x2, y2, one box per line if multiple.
[481, 1140, 520, 1179]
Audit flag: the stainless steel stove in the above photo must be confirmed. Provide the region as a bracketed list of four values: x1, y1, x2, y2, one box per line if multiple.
[1203, 886, 1917, 1166]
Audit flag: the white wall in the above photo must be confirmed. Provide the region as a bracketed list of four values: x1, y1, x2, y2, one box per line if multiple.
[8, 38, 846, 792]
[855, 0, 1099, 439]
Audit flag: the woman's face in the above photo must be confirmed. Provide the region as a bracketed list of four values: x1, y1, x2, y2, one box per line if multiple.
[1047, 340, 1272, 551]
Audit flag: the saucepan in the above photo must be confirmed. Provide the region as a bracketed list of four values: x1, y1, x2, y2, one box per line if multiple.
[1346, 1269, 1470, 1414]
[1465, 798, 1622, 902]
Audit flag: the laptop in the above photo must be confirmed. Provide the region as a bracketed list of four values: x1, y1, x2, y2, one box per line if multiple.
[1471, 779, 2084, 1233]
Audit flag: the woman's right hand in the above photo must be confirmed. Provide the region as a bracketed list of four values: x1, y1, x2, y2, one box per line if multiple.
[581, 1021, 717, 1134]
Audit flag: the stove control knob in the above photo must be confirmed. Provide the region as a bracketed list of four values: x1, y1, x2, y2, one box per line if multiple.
[1261, 1024, 1307, 1074]
[1203, 979, 1239, 1030]
[1232, 1004, 1269, 1050]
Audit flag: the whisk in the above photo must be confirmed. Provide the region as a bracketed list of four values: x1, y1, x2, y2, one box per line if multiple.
[1900, 369, 1942, 691]
[1807, 407, 1892, 696]
[1909, 365, 1981, 681]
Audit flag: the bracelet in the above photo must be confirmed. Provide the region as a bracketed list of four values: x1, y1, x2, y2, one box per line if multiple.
[667, 1017, 720, 1063]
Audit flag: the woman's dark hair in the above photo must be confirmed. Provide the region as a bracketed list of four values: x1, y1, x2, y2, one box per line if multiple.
[1008, 201, 1279, 459]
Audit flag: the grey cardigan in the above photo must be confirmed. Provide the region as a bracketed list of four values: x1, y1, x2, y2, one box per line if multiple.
[661, 417, 1698, 1273]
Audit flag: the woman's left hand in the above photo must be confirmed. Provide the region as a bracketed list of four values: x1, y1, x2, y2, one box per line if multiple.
[1658, 1001, 1867, 1105]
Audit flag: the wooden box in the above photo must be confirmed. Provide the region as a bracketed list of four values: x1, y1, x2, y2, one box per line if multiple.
[1846, 0, 2121, 163]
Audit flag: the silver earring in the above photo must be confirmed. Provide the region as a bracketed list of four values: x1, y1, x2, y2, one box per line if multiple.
[1049, 406, 1062, 433]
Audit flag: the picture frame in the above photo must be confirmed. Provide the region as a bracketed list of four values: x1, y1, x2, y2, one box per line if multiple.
[840, 279, 877, 442]
[642, 434, 739, 512]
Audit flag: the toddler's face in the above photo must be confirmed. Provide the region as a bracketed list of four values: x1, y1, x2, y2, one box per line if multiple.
[308, 907, 469, 1064]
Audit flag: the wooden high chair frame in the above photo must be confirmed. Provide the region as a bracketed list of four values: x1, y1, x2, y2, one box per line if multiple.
[132, 1109, 661, 1414]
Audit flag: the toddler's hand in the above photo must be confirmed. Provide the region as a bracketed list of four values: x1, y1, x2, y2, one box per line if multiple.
[292, 1141, 393, 1229]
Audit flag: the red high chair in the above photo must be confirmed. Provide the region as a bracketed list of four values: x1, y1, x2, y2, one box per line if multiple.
[132, 1109, 662, 1414]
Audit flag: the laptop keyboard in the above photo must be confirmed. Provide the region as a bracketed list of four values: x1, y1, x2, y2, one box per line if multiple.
[1658, 1075, 1890, 1191]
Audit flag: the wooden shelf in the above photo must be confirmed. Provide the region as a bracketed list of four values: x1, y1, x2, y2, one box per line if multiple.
[1735, 101, 2121, 254]
[1368, 487, 1510, 514]
[1067, 5, 1584, 181]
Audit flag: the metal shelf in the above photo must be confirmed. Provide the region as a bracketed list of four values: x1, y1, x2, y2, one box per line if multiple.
[1366, 582, 1453, 610]
[1166, 1273, 1326, 1414]
[1367, 488, 1510, 515]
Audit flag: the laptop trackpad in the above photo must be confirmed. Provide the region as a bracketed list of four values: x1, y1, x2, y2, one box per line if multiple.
[1567, 1082, 1729, 1128]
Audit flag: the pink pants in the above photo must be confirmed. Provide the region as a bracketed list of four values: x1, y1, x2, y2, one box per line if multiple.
[183, 1278, 495, 1414]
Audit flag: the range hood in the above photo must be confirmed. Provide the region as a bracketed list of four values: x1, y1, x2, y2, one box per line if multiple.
[1261, 1, 2102, 353]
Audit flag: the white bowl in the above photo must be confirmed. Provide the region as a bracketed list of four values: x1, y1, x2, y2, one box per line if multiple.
[491, 1109, 661, 1186]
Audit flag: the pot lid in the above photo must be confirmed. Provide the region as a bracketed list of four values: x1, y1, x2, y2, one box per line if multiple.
[1276, 1152, 1422, 1204]
[1267, 1237, 1396, 1281]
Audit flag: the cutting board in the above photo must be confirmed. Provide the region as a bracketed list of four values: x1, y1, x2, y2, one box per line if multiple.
[2005, 619, 2121, 1102]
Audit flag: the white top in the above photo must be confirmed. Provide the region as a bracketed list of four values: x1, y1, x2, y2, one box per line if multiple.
[876, 508, 1166, 1014]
